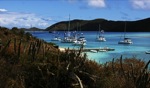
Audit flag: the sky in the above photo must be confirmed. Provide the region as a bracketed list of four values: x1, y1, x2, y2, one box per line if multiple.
[0, 0, 150, 29]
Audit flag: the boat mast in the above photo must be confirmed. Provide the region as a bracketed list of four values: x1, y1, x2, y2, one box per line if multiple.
[99, 24, 101, 36]
[124, 21, 127, 38]
[97, 24, 101, 38]
[68, 14, 70, 32]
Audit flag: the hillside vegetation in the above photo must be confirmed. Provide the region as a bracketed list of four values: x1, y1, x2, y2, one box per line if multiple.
[0, 26, 149, 88]
[45, 18, 150, 32]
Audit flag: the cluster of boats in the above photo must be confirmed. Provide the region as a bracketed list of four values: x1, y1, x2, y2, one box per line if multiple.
[51, 31, 87, 46]
[50, 30, 134, 46]
[49, 18, 150, 54]
[51, 24, 133, 46]
[51, 15, 134, 47]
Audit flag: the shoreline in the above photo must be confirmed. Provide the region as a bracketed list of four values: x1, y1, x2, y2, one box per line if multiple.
[59, 47, 65, 52]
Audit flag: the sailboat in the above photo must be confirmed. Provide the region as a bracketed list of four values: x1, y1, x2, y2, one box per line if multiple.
[118, 21, 133, 44]
[61, 15, 77, 43]
[96, 24, 106, 42]
[73, 33, 87, 46]
[73, 24, 87, 46]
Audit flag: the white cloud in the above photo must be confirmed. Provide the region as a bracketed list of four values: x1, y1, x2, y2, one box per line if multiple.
[87, 0, 106, 8]
[0, 9, 51, 29]
[0, 9, 7, 12]
[130, 0, 150, 10]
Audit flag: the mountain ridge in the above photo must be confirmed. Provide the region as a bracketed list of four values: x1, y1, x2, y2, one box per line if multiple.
[45, 18, 150, 32]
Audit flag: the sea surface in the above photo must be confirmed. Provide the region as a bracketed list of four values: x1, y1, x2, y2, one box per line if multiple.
[29, 31, 150, 64]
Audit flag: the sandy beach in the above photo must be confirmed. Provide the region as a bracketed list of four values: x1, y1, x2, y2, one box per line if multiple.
[59, 47, 65, 52]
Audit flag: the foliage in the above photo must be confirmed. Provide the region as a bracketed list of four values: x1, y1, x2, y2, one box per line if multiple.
[0, 27, 149, 88]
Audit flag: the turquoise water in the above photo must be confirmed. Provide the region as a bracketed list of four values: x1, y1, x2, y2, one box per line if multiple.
[30, 31, 150, 63]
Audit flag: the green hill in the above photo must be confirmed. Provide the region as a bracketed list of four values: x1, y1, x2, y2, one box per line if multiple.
[45, 18, 150, 32]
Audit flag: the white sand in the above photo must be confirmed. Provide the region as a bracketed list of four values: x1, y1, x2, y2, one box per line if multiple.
[59, 47, 65, 52]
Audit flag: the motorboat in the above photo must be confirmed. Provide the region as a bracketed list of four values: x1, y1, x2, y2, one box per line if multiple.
[73, 40, 86, 46]
[51, 36, 61, 41]
[145, 50, 150, 54]
[90, 50, 98, 53]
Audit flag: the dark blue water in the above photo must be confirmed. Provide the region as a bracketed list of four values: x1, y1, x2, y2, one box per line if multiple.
[29, 31, 150, 63]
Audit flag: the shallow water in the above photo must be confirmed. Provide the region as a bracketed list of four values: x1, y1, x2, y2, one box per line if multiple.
[29, 31, 150, 63]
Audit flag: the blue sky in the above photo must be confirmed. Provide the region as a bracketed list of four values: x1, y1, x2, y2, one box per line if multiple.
[0, 0, 150, 29]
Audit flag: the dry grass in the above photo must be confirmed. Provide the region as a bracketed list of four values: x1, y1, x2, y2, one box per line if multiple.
[0, 27, 149, 88]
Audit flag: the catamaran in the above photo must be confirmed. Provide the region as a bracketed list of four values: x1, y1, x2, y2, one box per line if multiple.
[96, 24, 106, 42]
[118, 21, 133, 44]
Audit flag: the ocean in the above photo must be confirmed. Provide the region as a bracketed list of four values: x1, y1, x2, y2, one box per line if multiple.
[29, 31, 150, 64]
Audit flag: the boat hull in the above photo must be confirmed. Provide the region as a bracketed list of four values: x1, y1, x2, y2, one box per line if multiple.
[145, 51, 150, 54]
[51, 38, 61, 41]
[118, 41, 133, 44]
[97, 38, 106, 42]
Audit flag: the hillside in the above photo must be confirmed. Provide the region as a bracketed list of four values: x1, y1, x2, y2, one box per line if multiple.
[45, 18, 150, 32]
[0, 26, 150, 88]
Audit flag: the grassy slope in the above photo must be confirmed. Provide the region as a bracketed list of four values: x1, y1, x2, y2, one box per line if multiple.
[0, 27, 149, 88]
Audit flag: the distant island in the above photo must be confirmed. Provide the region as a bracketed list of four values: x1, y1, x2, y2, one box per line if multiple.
[45, 18, 150, 32]
[21, 27, 43, 31]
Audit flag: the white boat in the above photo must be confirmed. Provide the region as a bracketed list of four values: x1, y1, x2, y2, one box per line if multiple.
[145, 50, 150, 54]
[99, 49, 107, 52]
[118, 38, 133, 44]
[97, 24, 106, 42]
[73, 40, 86, 46]
[61, 15, 77, 43]
[73, 32, 87, 46]
[118, 21, 133, 44]
[78, 36, 86, 42]
[99, 47, 108, 52]
[51, 36, 61, 41]
[97, 36, 106, 42]
[51, 31, 61, 41]
[61, 36, 76, 43]
[61, 31, 77, 43]
[90, 50, 98, 53]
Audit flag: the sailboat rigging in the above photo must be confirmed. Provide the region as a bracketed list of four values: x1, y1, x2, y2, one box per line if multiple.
[61, 15, 77, 43]
[96, 24, 106, 42]
[118, 21, 133, 44]
[73, 23, 87, 46]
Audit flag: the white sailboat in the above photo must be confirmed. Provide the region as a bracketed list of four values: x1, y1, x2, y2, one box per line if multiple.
[73, 26, 87, 46]
[96, 24, 106, 42]
[61, 15, 77, 43]
[118, 21, 133, 44]
[73, 40, 86, 46]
